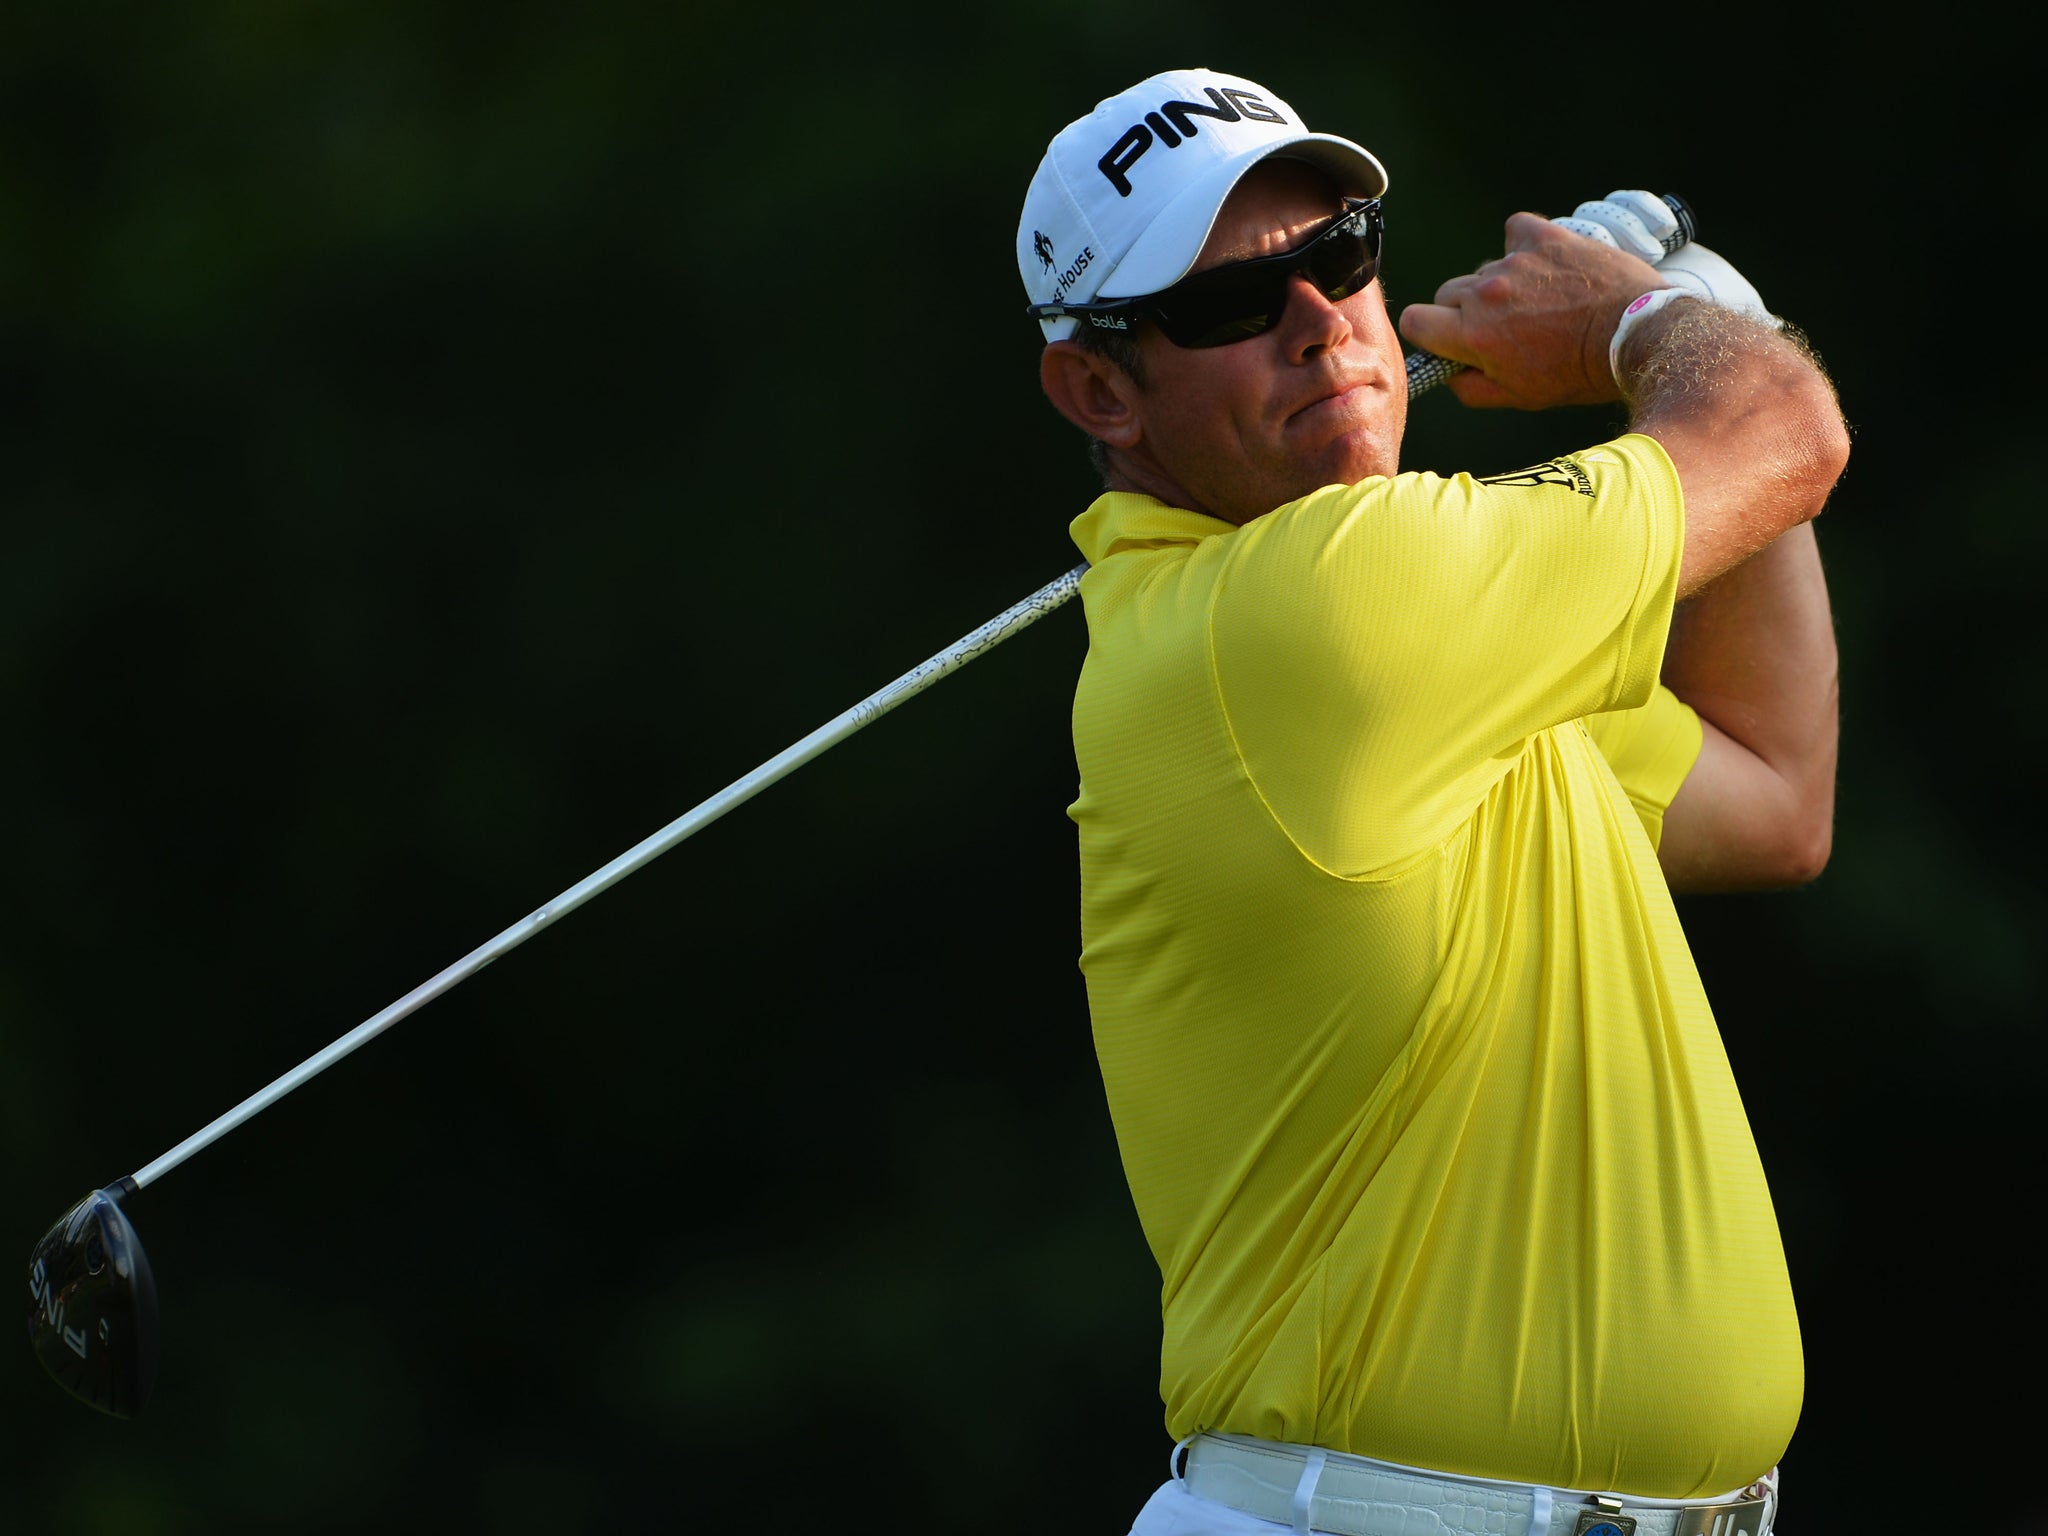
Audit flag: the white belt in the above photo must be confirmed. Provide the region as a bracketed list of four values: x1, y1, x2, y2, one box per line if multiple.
[1182, 1434, 1776, 1536]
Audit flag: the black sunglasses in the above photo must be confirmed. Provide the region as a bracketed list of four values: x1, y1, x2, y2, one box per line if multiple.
[1028, 198, 1385, 350]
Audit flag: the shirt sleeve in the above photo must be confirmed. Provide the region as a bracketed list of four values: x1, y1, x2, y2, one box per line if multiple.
[1209, 434, 1685, 874]
[1582, 684, 1705, 850]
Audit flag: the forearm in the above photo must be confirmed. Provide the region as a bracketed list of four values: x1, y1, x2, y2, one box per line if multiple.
[1396, 218, 1849, 598]
[1658, 522, 1840, 890]
[1623, 303, 1849, 598]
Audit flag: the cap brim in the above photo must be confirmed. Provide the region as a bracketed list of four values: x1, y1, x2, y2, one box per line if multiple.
[1094, 133, 1389, 300]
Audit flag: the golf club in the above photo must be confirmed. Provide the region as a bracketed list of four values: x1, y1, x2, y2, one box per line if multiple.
[27, 194, 1695, 1418]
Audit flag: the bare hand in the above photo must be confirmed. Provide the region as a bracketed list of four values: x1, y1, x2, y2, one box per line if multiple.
[1397, 214, 1668, 410]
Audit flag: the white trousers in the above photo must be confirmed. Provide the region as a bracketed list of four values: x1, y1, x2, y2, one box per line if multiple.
[1127, 1476, 1302, 1535]
[1126, 1439, 1780, 1536]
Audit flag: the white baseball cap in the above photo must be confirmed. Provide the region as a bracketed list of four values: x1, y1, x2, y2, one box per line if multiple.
[1018, 68, 1389, 343]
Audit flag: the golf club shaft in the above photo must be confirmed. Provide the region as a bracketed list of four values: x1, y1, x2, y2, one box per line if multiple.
[128, 567, 1085, 1188]
[124, 341, 1485, 1190]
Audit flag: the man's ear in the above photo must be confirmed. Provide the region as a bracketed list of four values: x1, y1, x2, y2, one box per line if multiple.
[1039, 341, 1143, 449]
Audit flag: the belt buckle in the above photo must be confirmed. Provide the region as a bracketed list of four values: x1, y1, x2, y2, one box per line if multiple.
[1671, 1498, 1769, 1536]
[1571, 1498, 1636, 1536]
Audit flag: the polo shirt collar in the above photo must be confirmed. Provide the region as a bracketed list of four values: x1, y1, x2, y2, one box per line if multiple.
[1069, 493, 1237, 566]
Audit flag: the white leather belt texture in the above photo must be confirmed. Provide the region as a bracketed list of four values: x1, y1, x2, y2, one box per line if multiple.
[1182, 1433, 1776, 1536]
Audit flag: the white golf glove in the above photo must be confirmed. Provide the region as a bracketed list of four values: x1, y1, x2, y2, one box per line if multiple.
[1651, 243, 1781, 327]
[1553, 191, 1679, 262]
[1556, 189, 1781, 327]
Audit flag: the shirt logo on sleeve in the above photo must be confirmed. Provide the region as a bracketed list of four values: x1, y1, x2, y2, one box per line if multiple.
[1478, 456, 1594, 497]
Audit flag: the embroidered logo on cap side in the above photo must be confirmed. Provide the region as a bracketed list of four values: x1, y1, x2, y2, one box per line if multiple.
[1033, 234, 1097, 304]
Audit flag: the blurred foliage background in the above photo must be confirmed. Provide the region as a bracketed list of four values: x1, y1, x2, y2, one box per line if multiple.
[3, 3, 2039, 1532]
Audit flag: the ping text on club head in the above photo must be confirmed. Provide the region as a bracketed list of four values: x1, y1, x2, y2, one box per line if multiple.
[28, 1257, 92, 1359]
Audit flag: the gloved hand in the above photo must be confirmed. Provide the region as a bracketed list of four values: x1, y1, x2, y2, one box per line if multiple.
[1651, 243, 1781, 328]
[1552, 191, 1680, 262]
[1555, 190, 1781, 328]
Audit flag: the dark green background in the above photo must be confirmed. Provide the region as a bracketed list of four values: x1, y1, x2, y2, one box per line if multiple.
[5, 5, 2039, 1532]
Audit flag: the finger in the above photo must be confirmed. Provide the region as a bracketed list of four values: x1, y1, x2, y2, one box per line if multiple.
[1501, 210, 1554, 252]
[1561, 198, 1664, 262]
[1602, 190, 1682, 250]
[1397, 300, 1474, 365]
[1429, 269, 1487, 307]
[1553, 216, 1621, 250]
[1444, 365, 1519, 411]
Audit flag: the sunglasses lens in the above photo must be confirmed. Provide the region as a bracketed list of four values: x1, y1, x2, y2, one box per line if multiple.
[1306, 230, 1378, 303]
[1152, 272, 1292, 349]
[1147, 206, 1383, 350]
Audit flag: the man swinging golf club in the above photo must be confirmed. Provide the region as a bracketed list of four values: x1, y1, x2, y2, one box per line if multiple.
[1020, 66, 1847, 1536]
[26, 68, 1846, 1533]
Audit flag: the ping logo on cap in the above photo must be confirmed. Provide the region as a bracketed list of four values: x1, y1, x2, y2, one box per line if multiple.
[1097, 86, 1287, 196]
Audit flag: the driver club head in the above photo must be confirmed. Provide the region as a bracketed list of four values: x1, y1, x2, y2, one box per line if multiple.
[27, 1180, 159, 1418]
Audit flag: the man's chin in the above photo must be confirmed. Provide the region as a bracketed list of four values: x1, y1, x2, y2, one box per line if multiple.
[1296, 435, 1400, 496]
[1286, 405, 1402, 487]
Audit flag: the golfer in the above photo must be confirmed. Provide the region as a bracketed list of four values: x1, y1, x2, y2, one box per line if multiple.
[1018, 68, 1846, 1536]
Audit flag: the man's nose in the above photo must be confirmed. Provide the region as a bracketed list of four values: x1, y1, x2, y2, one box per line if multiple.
[1278, 273, 1354, 356]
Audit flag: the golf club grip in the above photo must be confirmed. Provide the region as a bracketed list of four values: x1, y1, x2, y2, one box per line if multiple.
[1403, 192, 1695, 396]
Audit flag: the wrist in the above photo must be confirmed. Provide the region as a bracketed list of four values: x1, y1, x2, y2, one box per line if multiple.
[1608, 287, 1691, 392]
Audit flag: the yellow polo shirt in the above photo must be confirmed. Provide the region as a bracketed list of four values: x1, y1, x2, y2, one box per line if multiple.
[1068, 434, 1797, 1497]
